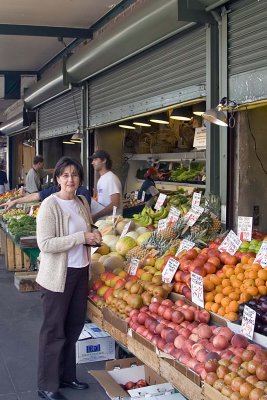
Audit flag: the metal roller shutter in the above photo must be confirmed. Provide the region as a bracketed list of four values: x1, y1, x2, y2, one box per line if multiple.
[89, 27, 206, 127]
[228, 0, 267, 77]
[38, 87, 82, 140]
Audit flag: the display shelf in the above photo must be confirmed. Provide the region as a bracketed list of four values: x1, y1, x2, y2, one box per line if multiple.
[125, 151, 206, 162]
[136, 179, 206, 189]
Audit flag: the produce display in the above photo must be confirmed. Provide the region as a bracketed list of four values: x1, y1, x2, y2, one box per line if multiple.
[238, 295, 267, 336]
[2, 209, 27, 221]
[169, 162, 205, 183]
[0, 189, 20, 205]
[7, 215, 36, 241]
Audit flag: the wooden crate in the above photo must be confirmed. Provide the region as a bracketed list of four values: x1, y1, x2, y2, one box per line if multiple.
[127, 333, 160, 374]
[5, 237, 31, 272]
[87, 299, 103, 328]
[14, 272, 40, 292]
[102, 320, 127, 347]
[0, 228, 7, 255]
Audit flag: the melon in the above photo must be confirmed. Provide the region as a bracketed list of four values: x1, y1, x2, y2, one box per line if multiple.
[137, 232, 152, 245]
[91, 261, 105, 275]
[98, 254, 110, 264]
[115, 219, 135, 235]
[107, 251, 124, 260]
[135, 226, 149, 235]
[125, 231, 139, 241]
[102, 235, 118, 247]
[91, 253, 102, 262]
[115, 236, 137, 256]
[96, 243, 110, 255]
[103, 256, 124, 272]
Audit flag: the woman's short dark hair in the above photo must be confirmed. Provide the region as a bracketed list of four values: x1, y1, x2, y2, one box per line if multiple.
[53, 157, 84, 185]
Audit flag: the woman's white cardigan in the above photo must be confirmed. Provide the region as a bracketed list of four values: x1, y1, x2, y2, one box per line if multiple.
[36, 195, 92, 292]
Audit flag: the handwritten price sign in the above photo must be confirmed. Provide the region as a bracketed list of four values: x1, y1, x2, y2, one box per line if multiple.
[167, 206, 180, 224]
[157, 218, 168, 232]
[241, 305, 256, 340]
[120, 221, 132, 239]
[191, 272, 204, 307]
[185, 205, 204, 227]
[237, 216, 253, 241]
[91, 246, 99, 255]
[154, 193, 167, 211]
[192, 192, 202, 208]
[254, 241, 267, 267]
[162, 258, 180, 283]
[218, 230, 242, 256]
[175, 240, 195, 257]
[112, 206, 117, 223]
[141, 191, 146, 202]
[128, 258, 140, 275]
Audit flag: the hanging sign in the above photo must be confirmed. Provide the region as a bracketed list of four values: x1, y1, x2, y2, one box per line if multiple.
[162, 258, 180, 283]
[154, 193, 167, 211]
[185, 205, 204, 227]
[192, 192, 202, 208]
[237, 216, 253, 241]
[157, 218, 168, 232]
[241, 305, 256, 340]
[175, 239, 195, 257]
[91, 246, 99, 255]
[166, 206, 180, 224]
[254, 241, 267, 267]
[120, 221, 132, 239]
[128, 258, 140, 275]
[218, 230, 242, 255]
[191, 272, 204, 308]
[193, 127, 207, 150]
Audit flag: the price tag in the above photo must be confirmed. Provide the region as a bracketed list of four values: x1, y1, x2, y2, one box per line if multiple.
[191, 272, 204, 307]
[112, 206, 117, 223]
[218, 230, 242, 255]
[241, 305, 256, 340]
[254, 241, 267, 267]
[237, 216, 253, 241]
[166, 206, 180, 223]
[185, 205, 204, 227]
[193, 127, 207, 150]
[134, 191, 139, 200]
[91, 246, 99, 255]
[192, 192, 202, 208]
[120, 221, 132, 239]
[162, 257, 180, 283]
[154, 193, 167, 211]
[29, 205, 34, 216]
[128, 258, 140, 275]
[141, 191, 146, 202]
[157, 218, 168, 232]
[175, 239, 195, 256]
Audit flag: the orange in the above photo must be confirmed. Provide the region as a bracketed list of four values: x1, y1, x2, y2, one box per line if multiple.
[239, 292, 252, 303]
[255, 278, 265, 287]
[236, 272, 244, 281]
[248, 270, 258, 280]
[225, 312, 238, 321]
[258, 286, 267, 295]
[203, 280, 215, 292]
[243, 279, 255, 288]
[217, 306, 226, 316]
[209, 274, 221, 285]
[229, 291, 240, 301]
[248, 257, 255, 265]
[222, 286, 233, 296]
[214, 293, 224, 304]
[246, 286, 258, 296]
[215, 285, 223, 293]
[232, 279, 242, 289]
[204, 292, 214, 302]
[211, 303, 220, 313]
[225, 267, 235, 278]
[205, 301, 213, 311]
[241, 255, 250, 264]
[222, 278, 231, 288]
[228, 300, 239, 312]
[234, 287, 241, 295]
[221, 297, 231, 308]
[258, 269, 267, 281]
[251, 263, 261, 272]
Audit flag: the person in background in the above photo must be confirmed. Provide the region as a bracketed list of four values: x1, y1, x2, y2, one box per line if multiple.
[138, 167, 159, 204]
[90, 150, 122, 222]
[26, 155, 53, 194]
[36, 156, 101, 400]
[0, 161, 9, 194]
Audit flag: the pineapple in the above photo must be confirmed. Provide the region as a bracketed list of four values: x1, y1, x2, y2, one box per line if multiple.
[160, 218, 188, 241]
[142, 231, 171, 256]
[125, 245, 149, 261]
[204, 193, 222, 234]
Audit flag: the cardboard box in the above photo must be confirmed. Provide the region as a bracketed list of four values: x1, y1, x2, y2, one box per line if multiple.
[90, 357, 183, 400]
[76, 323, 115, 364]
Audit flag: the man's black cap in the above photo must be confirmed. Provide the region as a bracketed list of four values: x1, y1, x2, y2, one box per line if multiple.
[89, 150, 111, 160]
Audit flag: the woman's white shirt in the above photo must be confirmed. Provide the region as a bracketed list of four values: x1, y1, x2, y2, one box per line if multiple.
[53, 195, 88, 268]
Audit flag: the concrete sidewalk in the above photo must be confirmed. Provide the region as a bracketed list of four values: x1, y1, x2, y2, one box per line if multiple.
[0, 256, 110, 400]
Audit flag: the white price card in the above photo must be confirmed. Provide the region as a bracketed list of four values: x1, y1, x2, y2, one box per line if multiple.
[154, 193, 167, 211]
[134, 191, 139, 200]
[112, 206, 117, 223]
[193, 127, 207, 149]
[241, 305, 256, 340]
[191, 272, 204, 308]
[29, 205, 34, 216]
[167, 206, 180, 223]
[218, 230, 242, 255]
[254, 241, 267, 267]
[141, 191, 146, 202]
[162, 257, 180, 283]
[192, 192, 202, 208]
[128, 258, 140, 275]
[237, 216, 253, 241]
[91, 246, 99, 255]
[120, 221, 132, 239]
[175, 239, 195, 257]
[157, 218, 168, 232]
[185, 205, 204, 227]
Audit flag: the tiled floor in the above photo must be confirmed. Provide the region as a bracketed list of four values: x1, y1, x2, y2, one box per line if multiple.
[0, 256, 110, 400]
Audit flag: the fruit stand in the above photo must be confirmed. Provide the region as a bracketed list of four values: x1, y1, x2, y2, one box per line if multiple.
[87, 192, 267, 400]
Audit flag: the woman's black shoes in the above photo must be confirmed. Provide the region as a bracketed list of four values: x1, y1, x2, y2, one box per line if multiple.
[60, 380, 89, 390]
[38, 391, 67, 399]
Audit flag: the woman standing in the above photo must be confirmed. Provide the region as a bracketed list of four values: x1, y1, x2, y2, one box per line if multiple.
[36, 157, 101, 400]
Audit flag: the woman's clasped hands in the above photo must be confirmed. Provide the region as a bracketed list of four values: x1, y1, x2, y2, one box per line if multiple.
[84, 230, 102, 247]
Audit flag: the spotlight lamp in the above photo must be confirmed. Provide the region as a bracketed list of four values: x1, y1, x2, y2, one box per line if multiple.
[71, 126, 84, 141]
[203, 97, 239, 128]
[133, 118, 152, 127]
[119, 124, 136, 130]
[149, 112, 169, 124]
[192, 102, 206, 116]
[170, 106, 192, 121]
